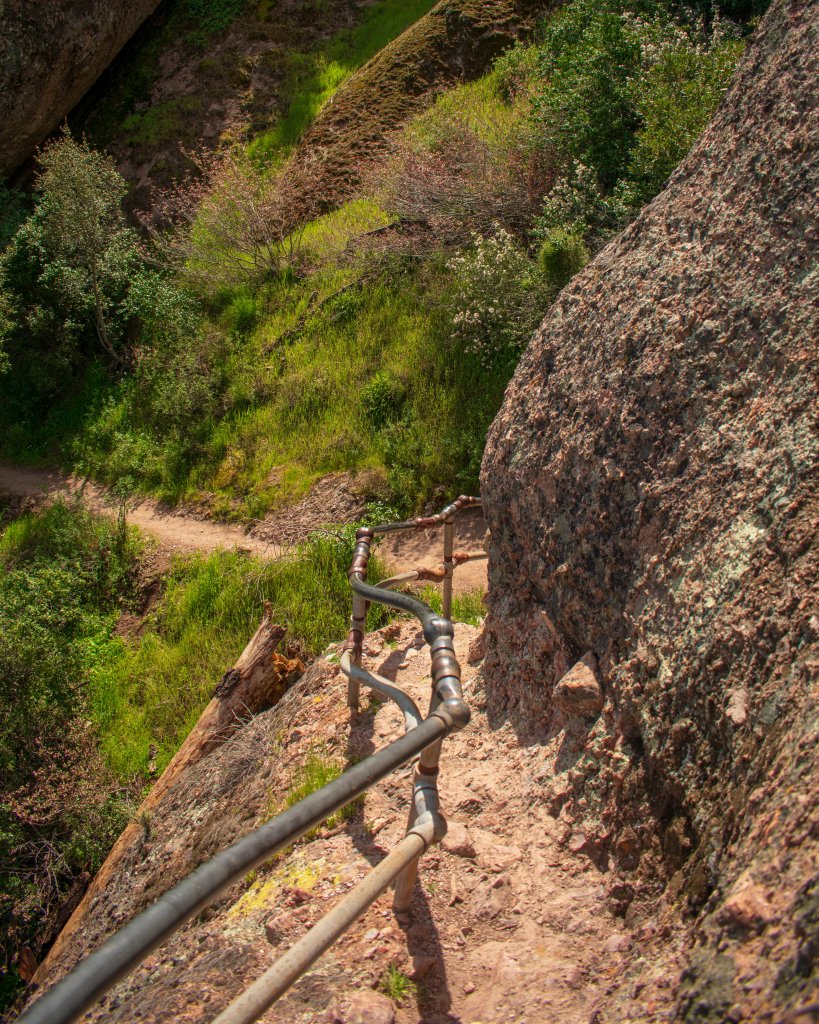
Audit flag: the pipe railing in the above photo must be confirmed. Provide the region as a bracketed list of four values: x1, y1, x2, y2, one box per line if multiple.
[17, 496, 484, 1024]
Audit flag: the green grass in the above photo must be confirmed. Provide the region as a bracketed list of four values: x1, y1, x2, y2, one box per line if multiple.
[380, 964, 418, 1004]
[419, 585, 486, 626]
[279, 748, 362, 836]
[121, 95, 204, 148]
[89, 527, 391, 778]
[34, 250, 510, 517]
[249, 0, 437, 161]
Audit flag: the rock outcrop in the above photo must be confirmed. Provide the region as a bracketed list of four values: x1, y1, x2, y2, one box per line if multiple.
[0, 0, 161, 178]
[481, 0, 818, 1018]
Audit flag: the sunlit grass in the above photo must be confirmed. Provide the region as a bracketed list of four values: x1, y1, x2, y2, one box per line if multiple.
[248, 0, 437, 161]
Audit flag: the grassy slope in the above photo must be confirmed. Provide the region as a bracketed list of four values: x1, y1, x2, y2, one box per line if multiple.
[77, 0, 438, 207]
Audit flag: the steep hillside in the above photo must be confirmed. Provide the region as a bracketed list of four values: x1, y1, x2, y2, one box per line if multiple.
[72, 0, 439, 211]
[0, 0, 161, 178]
[481, 0, 818, 1018]
[289, 0, 543, 217]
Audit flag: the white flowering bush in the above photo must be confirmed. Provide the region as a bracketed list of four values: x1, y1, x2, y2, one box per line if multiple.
[447, 229, 546, 369]
[530, 0, 745, 243]
[537, 161, 628, 240]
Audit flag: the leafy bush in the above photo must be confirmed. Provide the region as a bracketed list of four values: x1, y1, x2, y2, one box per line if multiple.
[623, 14, 744, 204]
[447, 229, 547, 369]
[360, 371, 406, 429]
[538, 227, 590, 291]
[0, 501, 140, 1002]
[0, 130, 203, 431]
[530, 0, 745, 239]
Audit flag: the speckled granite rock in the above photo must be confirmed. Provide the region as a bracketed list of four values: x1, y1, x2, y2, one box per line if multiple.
[0, 0, 161, 178]
[480, 0, 818, 1019]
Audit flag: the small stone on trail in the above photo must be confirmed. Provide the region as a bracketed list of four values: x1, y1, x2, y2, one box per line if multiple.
[329, 990, 396, 1024]
[441, 822, 476, 858]
[552, 653, 604, 717]
[410, 955, 437, 980]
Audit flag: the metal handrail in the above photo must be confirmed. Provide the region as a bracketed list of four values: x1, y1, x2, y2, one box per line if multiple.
[16, 496, 483, 1024]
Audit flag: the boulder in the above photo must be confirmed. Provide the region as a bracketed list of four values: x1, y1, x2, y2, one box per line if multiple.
[0, 1, 161, 177]
[481, 0, 818, 1018]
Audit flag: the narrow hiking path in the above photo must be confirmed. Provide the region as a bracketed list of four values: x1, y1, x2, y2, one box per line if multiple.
[0, 463, 488, 593]
[37, 620, 627, 1024]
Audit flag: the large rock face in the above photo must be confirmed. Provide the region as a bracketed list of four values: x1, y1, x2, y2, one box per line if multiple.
[0, 0, 161, 178]
[481, 0, 818, 1018]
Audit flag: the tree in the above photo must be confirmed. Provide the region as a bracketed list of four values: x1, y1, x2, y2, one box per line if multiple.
[32, 129, 140, 362]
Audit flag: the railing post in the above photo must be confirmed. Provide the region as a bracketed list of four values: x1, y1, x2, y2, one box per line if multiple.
[347, 592, 365, 711]
[442, 516, 454, 620]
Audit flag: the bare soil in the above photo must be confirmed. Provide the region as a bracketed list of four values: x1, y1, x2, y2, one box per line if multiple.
[0, 463, 488, 594]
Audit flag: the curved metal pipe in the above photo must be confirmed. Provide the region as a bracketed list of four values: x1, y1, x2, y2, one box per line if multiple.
[16, 718, 450, 1024]
[340, 651, 423, 732]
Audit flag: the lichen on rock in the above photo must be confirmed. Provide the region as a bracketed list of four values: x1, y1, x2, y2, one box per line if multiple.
[480, 0, 819, 1017]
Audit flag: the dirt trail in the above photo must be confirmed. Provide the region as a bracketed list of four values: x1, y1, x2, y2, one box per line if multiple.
[40, 620, 625, 1024]
[0, 463, 487, 593]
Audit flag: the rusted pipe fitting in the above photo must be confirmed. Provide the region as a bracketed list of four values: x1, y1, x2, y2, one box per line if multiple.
[340, 630, 363, 656]
[416, 565, 447, 582]
[436, 697, 471, 732]
[348, 528, 374, 580]
[422, 615, 454, 645]
[430, 634, 461, 684]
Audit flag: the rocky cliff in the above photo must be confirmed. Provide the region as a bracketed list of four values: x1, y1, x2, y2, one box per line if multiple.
[0, 0, 161, 178]
[481, 0, 818, 1018]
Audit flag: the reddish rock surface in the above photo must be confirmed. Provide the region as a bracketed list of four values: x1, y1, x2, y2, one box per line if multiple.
[0, 0, 161, 177]
[481, 0, 818, 1019]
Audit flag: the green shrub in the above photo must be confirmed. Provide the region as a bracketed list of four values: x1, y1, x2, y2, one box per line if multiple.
[224, 292, 260, 335]
[527, 0, 745, 244]
[624, 22, 744, 204]
[361, 371, 406, 429]
[447, 229, 548, 369]
[0, 501, 140, 1002]
[538, 228, 590, 292]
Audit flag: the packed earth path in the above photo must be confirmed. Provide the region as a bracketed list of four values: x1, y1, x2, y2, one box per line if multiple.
[0, 463, 489, 594]
[31, 620, 633, 1024]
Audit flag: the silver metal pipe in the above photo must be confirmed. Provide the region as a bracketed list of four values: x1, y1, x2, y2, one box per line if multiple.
[375, 570, 420, 589]
[393, 771, 444, 912]
[211, 827, 432, 1024]
[339, 651, 423, 732]
[347, 591, 366, 710]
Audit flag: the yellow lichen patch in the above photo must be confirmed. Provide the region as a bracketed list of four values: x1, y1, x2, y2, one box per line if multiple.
[227, 856, 326, 921]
